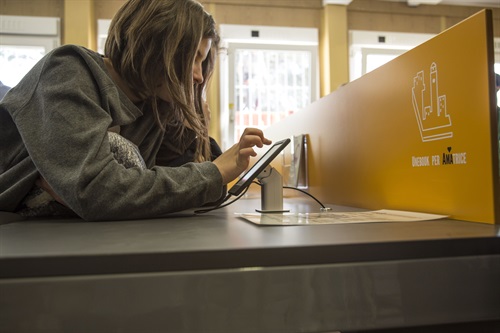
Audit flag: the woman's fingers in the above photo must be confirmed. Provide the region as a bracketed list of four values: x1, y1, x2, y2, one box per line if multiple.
[213, 128, 272, 185]
[238, 128, 272, 151]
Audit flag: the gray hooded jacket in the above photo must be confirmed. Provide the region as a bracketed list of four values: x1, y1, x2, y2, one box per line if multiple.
[0, 45, 223, 221]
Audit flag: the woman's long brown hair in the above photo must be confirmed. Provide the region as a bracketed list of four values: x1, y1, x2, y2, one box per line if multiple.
[105, 0, 220, 162]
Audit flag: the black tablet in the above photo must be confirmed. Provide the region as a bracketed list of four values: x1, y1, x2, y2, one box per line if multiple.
[228, 138, 291, 196]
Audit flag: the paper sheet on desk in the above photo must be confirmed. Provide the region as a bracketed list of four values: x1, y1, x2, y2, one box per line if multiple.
[236, 210, 448, 226]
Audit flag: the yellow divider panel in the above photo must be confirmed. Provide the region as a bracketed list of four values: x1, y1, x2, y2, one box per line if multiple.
[265, 10, 498, 224]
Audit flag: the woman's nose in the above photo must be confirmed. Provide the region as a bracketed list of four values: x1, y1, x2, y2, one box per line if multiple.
[193, 65, 204, 84]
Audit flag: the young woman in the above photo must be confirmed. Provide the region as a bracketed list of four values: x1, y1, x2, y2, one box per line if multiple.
[0, 0, 271, 221]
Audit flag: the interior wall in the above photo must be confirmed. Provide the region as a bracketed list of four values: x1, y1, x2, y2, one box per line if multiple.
[91, 0, 500, 35]
[0, 0, 63, 17]
[199, 1, 322, 28]
[1, 0, 499, 141]
[94, 1, 124, 20]
[2, 0, 498, 47]
[348, 0, 500, 35]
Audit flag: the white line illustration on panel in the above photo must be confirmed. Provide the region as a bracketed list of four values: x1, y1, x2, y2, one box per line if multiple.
[412, 62, 453, 142]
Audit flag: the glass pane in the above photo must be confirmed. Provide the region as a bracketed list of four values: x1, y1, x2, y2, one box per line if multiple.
[0, 45, 46, 87]
[366, 53, 398, 73]
[233, 48, 312, 143]
[495, 63, 499, 108]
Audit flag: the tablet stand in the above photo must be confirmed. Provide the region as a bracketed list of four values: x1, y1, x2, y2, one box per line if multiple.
[256, 166, 289, 213]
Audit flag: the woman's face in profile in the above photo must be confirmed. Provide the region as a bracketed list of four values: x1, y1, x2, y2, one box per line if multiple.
[155, 38, 212, 102]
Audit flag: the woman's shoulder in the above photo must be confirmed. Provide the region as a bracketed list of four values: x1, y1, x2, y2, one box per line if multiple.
[47, 45, 103, 66]
[10, 45, 112, 108]
[50, 44, 99, 56]
[39, 45, 110, 85]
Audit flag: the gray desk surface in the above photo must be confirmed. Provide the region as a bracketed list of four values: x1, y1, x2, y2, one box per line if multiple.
[1, 194, 499, 278]
[1, 194, 500, 332]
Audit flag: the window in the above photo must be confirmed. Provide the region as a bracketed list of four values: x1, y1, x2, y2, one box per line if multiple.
[0, 15, 60, 87]
[494, 38, 500, 108]
[231, 46, 313, 142]
[97, 19, 111, 54]
[350, 32, 500, 112]
[219, 25, 319, 149]
[349, 30, 435, 81]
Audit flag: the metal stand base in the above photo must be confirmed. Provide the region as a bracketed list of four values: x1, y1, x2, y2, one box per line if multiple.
[256, 166, 286, 213]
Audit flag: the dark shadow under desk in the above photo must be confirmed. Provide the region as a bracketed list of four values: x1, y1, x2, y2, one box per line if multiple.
[1, 197, 499, 332]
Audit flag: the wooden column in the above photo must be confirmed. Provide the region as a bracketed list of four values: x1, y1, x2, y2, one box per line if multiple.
[63, 0, 96, 50]
[320, 1, 350, 97]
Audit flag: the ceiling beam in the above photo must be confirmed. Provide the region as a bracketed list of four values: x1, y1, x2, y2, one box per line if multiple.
[407, 0, 443, 6]
[323, 0, 353, 5]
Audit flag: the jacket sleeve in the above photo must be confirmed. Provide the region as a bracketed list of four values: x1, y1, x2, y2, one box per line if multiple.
[9, 47, 223, 221]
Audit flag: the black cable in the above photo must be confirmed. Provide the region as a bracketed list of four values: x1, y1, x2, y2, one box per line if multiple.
[194, 184, 252, 214]
[195, 182, 328, 213]
[283, 186, 327, 209]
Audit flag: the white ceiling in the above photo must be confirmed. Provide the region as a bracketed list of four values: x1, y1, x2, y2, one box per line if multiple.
[380, 0, 500, 8]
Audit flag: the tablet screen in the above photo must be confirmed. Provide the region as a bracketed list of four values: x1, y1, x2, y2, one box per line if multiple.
[228, 138, 291, 196]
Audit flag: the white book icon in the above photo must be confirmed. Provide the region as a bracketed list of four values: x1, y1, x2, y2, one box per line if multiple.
[412, 62, 453, 142]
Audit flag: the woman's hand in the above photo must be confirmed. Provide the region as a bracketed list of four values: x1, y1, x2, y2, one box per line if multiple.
[213, 128, 272, 185]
